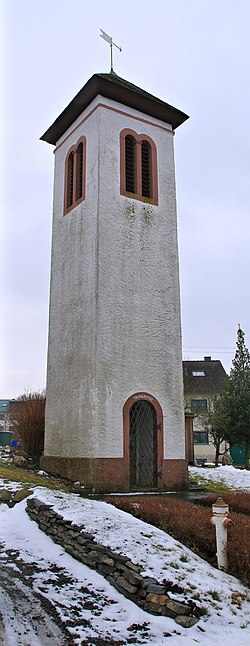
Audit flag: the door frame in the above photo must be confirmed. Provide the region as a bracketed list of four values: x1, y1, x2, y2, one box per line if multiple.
[123, 392, 163, 488]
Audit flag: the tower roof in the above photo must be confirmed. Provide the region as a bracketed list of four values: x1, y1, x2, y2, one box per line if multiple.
[41, 72, 189, 145]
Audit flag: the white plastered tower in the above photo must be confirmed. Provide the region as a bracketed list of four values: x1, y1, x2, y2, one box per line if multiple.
[41, 72, 189, 491]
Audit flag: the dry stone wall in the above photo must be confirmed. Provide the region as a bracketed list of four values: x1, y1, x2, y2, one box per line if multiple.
[26, 497, 202, 628]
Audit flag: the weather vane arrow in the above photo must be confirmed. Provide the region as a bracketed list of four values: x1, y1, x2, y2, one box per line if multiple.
[100, 29, 122, 73]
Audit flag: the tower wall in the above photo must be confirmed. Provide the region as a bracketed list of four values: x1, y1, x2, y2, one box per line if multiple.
[43, 95, 187, 490]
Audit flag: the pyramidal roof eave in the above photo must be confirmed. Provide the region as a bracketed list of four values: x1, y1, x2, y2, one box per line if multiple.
[40, 72, 189, 146]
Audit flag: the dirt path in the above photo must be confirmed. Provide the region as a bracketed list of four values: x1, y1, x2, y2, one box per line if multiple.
[0, 542, 127, 645]
[0, 548, 72, 645]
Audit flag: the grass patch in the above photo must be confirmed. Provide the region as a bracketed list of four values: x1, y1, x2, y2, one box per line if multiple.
[0, 463, 72, 492]
[188, 473, 233, 493]
[207, 590, 221, 601]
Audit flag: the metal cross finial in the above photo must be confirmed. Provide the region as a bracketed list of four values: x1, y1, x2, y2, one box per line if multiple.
[100, 29, 122, 72]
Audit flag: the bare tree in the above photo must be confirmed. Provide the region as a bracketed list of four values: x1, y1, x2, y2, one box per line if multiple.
[185, 395, 227, 467]
[202, 396, 228, 467]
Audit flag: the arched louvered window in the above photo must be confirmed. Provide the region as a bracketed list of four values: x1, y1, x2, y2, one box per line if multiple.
[125, 135, 136, 193]
[66, 152, 74, 209]
[64, 136, 86, 215]
[75, 142, 84, 201]
[120, 129, 158, 206]
[141, 140, 151, 198]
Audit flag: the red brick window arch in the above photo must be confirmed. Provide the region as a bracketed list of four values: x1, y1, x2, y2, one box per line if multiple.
[120, 129, 158, 205]
[64, 136, 86, 215]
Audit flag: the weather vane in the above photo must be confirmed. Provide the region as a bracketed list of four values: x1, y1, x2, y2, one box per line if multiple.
[100, 29, 122, 73]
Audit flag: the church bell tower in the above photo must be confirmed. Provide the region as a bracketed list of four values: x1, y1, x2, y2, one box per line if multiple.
[41, 72, 189, 491]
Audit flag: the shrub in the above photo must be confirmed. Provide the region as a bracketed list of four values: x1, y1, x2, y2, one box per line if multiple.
[200, 492, 250, 516]
[107, 495, 250, 588]
[228, 513, 250, 586]
[8, 391, 45, 461]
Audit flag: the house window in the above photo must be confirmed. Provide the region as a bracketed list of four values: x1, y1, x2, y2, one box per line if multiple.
[194, 431, 209, 444]
[120, 129, 158, 205]
[191, 399, 207, 411]
[192, 371, 205, 377]
[64, 136, 86, 215]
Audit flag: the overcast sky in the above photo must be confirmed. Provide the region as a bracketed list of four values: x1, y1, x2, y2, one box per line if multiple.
[1, 0, 250, 398]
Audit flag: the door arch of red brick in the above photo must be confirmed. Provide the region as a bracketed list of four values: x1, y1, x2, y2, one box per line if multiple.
[123, 393, 164, 488]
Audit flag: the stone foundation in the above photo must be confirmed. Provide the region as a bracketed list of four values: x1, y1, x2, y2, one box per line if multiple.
[26, 497, 202, 627]
[40, 455, 188, 492]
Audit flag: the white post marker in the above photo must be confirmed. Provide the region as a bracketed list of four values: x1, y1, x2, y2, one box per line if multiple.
[100, 29, 122, 72]
[210, 497, 232, 570]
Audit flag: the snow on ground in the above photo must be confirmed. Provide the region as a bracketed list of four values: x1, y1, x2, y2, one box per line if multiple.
[0, 446, 11, 460]
[0, 477, 23, 492]
[0, 478, 249, 646]
[189, 465, 250, 491]
[0, 498, 200, 646]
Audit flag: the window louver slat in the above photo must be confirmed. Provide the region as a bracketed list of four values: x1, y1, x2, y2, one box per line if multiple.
[64, 137, 86, 215]
[125, 136, 135, 193]
[67, 152, 74, 208]
[76, 142, 83, 201]
[141, 140, 151, 198]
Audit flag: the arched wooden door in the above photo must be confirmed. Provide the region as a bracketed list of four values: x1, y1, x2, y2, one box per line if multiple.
[123, 393, 163, 489]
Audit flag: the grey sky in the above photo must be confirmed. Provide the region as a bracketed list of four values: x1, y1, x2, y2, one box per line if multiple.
[1, 0, 250, 397]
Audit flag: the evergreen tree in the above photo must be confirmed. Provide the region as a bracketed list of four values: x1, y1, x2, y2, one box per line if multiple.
[222, 326, 250, 469]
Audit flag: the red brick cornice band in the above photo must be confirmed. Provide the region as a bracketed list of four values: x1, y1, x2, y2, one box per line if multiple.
[55, 103, 173, 154]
